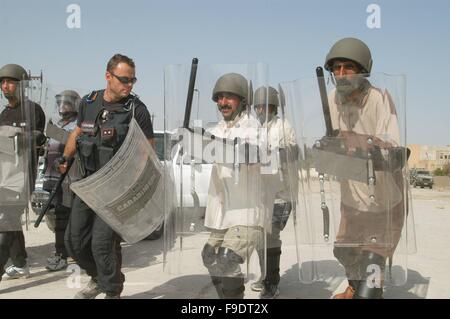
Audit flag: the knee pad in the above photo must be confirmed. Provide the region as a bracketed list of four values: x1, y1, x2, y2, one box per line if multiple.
[201, 243, 217, 267]
[217, 247, 243, 276]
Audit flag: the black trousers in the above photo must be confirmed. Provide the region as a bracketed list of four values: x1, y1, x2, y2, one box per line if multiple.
[0, 231, 28, 277]
[54, 205, 70, 258]
[65, 196, 124, 295]
[256, 202, 292, 286]
[44, 182, 70, 259]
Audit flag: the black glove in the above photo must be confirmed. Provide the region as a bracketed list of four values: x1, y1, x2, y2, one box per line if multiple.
[34, 131, 47, 147]
[53, 155, 68, 172]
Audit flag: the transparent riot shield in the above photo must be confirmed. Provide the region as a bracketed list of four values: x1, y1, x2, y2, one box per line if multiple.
[0, 125, 29, 231]
[279, 70, 415, 289]
[0, 91, 7, 113]
[251, 84, 302, 294]
[164, 62, 272, 297]
[31, 84, 83, 229]
[70, 117, 166, 244]
[0, 79, 38, 231]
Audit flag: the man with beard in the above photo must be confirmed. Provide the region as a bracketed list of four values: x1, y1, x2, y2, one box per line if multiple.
[58, 54, 155, 298]
[0, 64, 45, 281]
[323, 38, 405, 299]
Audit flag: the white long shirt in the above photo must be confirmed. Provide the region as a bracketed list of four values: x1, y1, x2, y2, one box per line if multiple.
[204, 113, 273, 230]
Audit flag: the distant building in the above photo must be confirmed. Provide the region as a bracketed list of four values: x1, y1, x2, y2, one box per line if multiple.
[408, 144, 450, 171]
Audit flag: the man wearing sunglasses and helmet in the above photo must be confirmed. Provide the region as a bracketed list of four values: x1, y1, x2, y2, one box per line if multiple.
[57, 54, 155, 299]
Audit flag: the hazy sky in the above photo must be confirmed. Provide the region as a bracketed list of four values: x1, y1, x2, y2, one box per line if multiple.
[1, 0, 449, 145]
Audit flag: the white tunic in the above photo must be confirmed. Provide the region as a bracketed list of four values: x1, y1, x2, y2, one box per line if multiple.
[328, 84, 403, 212]
[204, 113, 273, 230]
[262, 116, 298, 204]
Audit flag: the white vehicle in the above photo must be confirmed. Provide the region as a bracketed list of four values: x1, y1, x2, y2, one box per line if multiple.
[146, 130, 212, 239]
[154, 130, 212, 208]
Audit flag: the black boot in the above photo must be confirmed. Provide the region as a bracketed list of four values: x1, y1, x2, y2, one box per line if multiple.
[251, 247, 265, 292]
[222, 276, 245, 299]
[353, 280, 383, 299]
[210, 275, 224, 299]
[260, 248, 281, 299]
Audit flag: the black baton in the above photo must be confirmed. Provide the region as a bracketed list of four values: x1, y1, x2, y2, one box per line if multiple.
[183, 58, 199, 129]
[34, 157, 75, 228]
[316, 66, 331, 241]
[316, 67, 334, 137]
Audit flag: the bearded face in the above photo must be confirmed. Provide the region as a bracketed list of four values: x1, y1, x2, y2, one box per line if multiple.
[335, 74, 366, 97]
[330, 60, 366, 98]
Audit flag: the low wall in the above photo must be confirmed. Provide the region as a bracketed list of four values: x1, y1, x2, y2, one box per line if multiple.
[434, 176, 450, 188]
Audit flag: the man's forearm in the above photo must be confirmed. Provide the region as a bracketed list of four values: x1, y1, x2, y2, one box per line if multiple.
[63, 127, 81, 158]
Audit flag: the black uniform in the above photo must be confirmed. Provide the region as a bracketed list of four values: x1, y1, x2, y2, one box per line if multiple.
[64, 90, 154, 296]
[0, 101, 45, 278]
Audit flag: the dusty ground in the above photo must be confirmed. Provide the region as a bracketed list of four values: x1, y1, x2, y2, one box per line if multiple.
[0, 187, 449, 299]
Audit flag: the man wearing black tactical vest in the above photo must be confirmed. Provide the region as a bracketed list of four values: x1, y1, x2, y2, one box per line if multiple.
[58, 54, 155, 299]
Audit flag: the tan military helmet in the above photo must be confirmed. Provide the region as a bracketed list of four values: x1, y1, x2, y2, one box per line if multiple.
[324, 37, 373, 75]
[212, 73, 250, 105]
[253, 86, 279, 107]
[0, 64, 29, 81]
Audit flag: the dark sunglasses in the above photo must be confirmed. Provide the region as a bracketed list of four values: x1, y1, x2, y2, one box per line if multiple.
[110, 72, 137, 85]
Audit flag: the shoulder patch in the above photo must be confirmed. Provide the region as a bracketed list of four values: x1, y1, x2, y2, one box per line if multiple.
[85, 91, 98, 104]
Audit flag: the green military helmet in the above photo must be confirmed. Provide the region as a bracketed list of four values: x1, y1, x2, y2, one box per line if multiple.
[324, 37, 373, 75]
[55, 89, 81, 114]
[253, 86, 279, 107]
[212, 73, 249, 105]
[0, 64, 29, 82]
